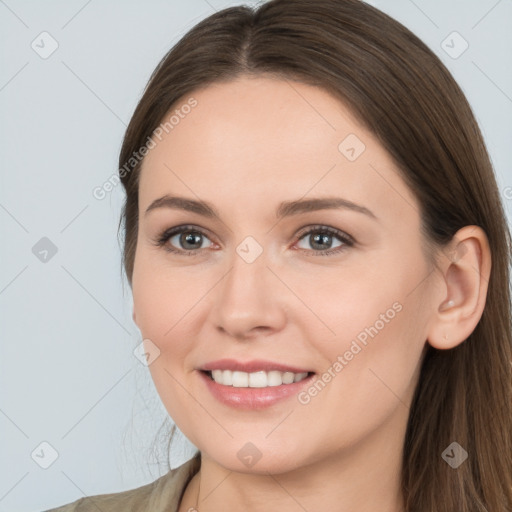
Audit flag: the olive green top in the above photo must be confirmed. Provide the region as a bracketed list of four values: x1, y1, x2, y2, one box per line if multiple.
[44, 453, 201, 512]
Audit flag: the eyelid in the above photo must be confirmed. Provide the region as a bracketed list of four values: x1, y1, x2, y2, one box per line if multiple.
[295, 224, 354, 244]
[155, 224, 214, 243]
[292, 224, 354, 256]
[153, 224, 216, 253]
[153, 223, 355, 256]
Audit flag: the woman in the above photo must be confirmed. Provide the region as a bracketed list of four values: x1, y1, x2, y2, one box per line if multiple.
[47, 0, 512, 510]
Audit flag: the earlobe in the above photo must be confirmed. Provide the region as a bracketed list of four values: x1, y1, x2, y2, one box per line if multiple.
[427, 225, 491, 350]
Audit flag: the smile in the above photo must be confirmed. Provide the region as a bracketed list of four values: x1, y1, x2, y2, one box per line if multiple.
[206, 369, 311, 387]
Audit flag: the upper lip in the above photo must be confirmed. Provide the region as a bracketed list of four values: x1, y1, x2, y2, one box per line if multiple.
[200, 359, 313, 374]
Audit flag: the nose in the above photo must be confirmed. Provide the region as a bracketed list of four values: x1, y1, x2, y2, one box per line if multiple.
[210, 248, 287, 341]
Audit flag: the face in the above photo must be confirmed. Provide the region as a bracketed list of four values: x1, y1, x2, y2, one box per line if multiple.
[132, 75, 439, 474]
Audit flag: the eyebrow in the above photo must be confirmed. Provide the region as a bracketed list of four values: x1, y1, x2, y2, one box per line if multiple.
[144, 195, 377, 221]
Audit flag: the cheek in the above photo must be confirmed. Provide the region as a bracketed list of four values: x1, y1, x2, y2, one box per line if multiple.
[132, 259, 202, 338]
[300, 258, 427, 411]
[295, 305, 424, 457]
[132, 266, 198, 397]
[132, 268, 202, 428]
[286, 259, 404, 348]
[314, 291, 426, 422]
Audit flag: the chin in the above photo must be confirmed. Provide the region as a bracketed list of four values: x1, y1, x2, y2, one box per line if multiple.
[200, 440, 313, 475]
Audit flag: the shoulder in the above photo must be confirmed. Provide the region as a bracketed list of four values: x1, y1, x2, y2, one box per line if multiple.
[43, 454, 201, 512]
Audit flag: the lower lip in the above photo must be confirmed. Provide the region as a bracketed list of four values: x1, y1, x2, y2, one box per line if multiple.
[199, 371, 315, 410]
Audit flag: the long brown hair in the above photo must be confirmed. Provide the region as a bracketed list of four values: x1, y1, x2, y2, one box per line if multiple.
[117, 1, 512, 510]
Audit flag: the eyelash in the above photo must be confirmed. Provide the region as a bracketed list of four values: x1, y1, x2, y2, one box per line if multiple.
[153, 224, 355, 257]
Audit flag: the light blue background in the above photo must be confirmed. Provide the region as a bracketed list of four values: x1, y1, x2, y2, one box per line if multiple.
[1, 1, 511, 511]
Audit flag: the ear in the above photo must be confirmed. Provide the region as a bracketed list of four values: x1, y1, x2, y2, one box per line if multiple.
[427, 225, 492, 350]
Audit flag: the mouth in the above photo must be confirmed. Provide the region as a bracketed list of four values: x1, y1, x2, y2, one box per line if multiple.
[198, 358, 316, 408]
[201, 369, 315, 388]
[199, 369, 315, 409]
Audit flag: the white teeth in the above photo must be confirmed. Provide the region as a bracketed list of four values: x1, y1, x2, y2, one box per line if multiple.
[208, 369, 309, 387]
[248, 371, 267, 388]
[267, 371, 283, 387]
[222, 369, 233, 385]
[282, 372, 295, 384]
[232, 371, 249, 387]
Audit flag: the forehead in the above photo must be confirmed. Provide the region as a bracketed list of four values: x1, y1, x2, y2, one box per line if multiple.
[138, 76, 420, 225]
